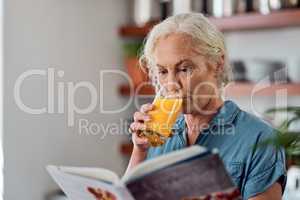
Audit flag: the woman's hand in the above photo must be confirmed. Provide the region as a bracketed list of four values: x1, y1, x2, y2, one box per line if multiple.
[124, 103, 154, 176]
[129, 103, 154, 152]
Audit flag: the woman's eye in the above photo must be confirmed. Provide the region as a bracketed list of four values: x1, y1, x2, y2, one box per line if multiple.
[180, 68, 188, 72]
[179, 66, 192, 73]
[158, 70, 167, 75]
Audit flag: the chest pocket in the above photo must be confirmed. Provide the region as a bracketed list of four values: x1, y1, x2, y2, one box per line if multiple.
[226, 162, 245, 189]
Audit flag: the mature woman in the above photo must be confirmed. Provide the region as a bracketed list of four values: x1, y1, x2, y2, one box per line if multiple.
[125, 13, 286, 200]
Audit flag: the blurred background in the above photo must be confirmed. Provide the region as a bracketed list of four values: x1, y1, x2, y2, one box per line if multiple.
[3, 0, 300, 199]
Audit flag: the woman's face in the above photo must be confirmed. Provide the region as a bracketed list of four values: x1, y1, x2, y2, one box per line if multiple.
[152, 33, 223, 114]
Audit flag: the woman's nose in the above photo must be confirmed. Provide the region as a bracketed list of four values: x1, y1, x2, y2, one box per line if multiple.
[165, 73, 181, 94]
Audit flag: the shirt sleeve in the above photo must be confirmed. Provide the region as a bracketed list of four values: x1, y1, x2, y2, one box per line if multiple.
[243, 130, 287, 199]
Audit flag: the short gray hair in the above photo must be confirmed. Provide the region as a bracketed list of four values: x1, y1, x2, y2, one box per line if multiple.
[139, 13, 232, 92]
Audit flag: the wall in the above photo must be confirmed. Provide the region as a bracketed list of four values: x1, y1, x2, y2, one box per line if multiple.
[225, 27, 300, 60]
[224, 27, 300, 120]
[4, 0, 131, 199]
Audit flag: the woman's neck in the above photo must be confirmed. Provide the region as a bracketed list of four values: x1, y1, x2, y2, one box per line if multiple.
[184, 98, 224, 141]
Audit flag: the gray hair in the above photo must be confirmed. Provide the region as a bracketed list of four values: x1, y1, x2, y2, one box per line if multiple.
[139, 13, 232, 92]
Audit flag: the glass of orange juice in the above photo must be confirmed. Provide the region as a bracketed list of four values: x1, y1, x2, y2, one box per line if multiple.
[141, 94, 182, 147]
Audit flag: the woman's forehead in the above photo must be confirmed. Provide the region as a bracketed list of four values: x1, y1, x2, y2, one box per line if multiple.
[153, 33, 205, 66]
[154, 33, 194, 54]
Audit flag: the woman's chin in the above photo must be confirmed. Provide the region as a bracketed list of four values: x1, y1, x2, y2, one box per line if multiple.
[181, 105, 195, 114]
[182, 102, 207, 115]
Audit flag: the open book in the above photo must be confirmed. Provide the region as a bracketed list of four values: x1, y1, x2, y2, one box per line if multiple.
[47, 145, 241, 200]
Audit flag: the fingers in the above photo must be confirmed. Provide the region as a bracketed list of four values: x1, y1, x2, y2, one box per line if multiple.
[130, 122, 146, 133]
[132, 133, 149, 150]
[133, 111, 151, 122]
[132, 132, 148, 144]
[129, 103, 154, 152]
[133, 103, 154, 122]
[140, 103, 154, 113]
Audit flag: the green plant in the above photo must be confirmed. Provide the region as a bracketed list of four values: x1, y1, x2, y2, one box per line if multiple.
[122, 42, 144, 58]
[258, 106, 300, 165]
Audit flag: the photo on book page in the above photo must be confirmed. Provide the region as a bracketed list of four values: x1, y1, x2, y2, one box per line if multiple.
[87, 187, 117, 200]
[47, 165, 133, 200]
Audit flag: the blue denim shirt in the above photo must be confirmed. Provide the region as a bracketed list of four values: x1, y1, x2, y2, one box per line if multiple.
[146, 100, 287, 199]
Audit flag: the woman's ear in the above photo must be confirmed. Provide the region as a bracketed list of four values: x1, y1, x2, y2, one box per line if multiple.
[216, 54, 225, 74]
[215, 54, 225, 78]
[211, 54, 225, 81]
[139, 57, 149, 76]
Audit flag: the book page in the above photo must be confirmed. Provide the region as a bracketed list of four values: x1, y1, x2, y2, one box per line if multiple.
[58, 166, 120, 184]
[47, 166, 135, 200]
[122, 145, 207, 183]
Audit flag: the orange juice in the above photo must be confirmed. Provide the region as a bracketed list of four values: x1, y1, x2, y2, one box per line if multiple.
[145, 97, 183, 138]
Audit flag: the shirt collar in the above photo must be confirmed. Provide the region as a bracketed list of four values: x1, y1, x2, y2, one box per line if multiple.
[209, 100, 240, 127]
